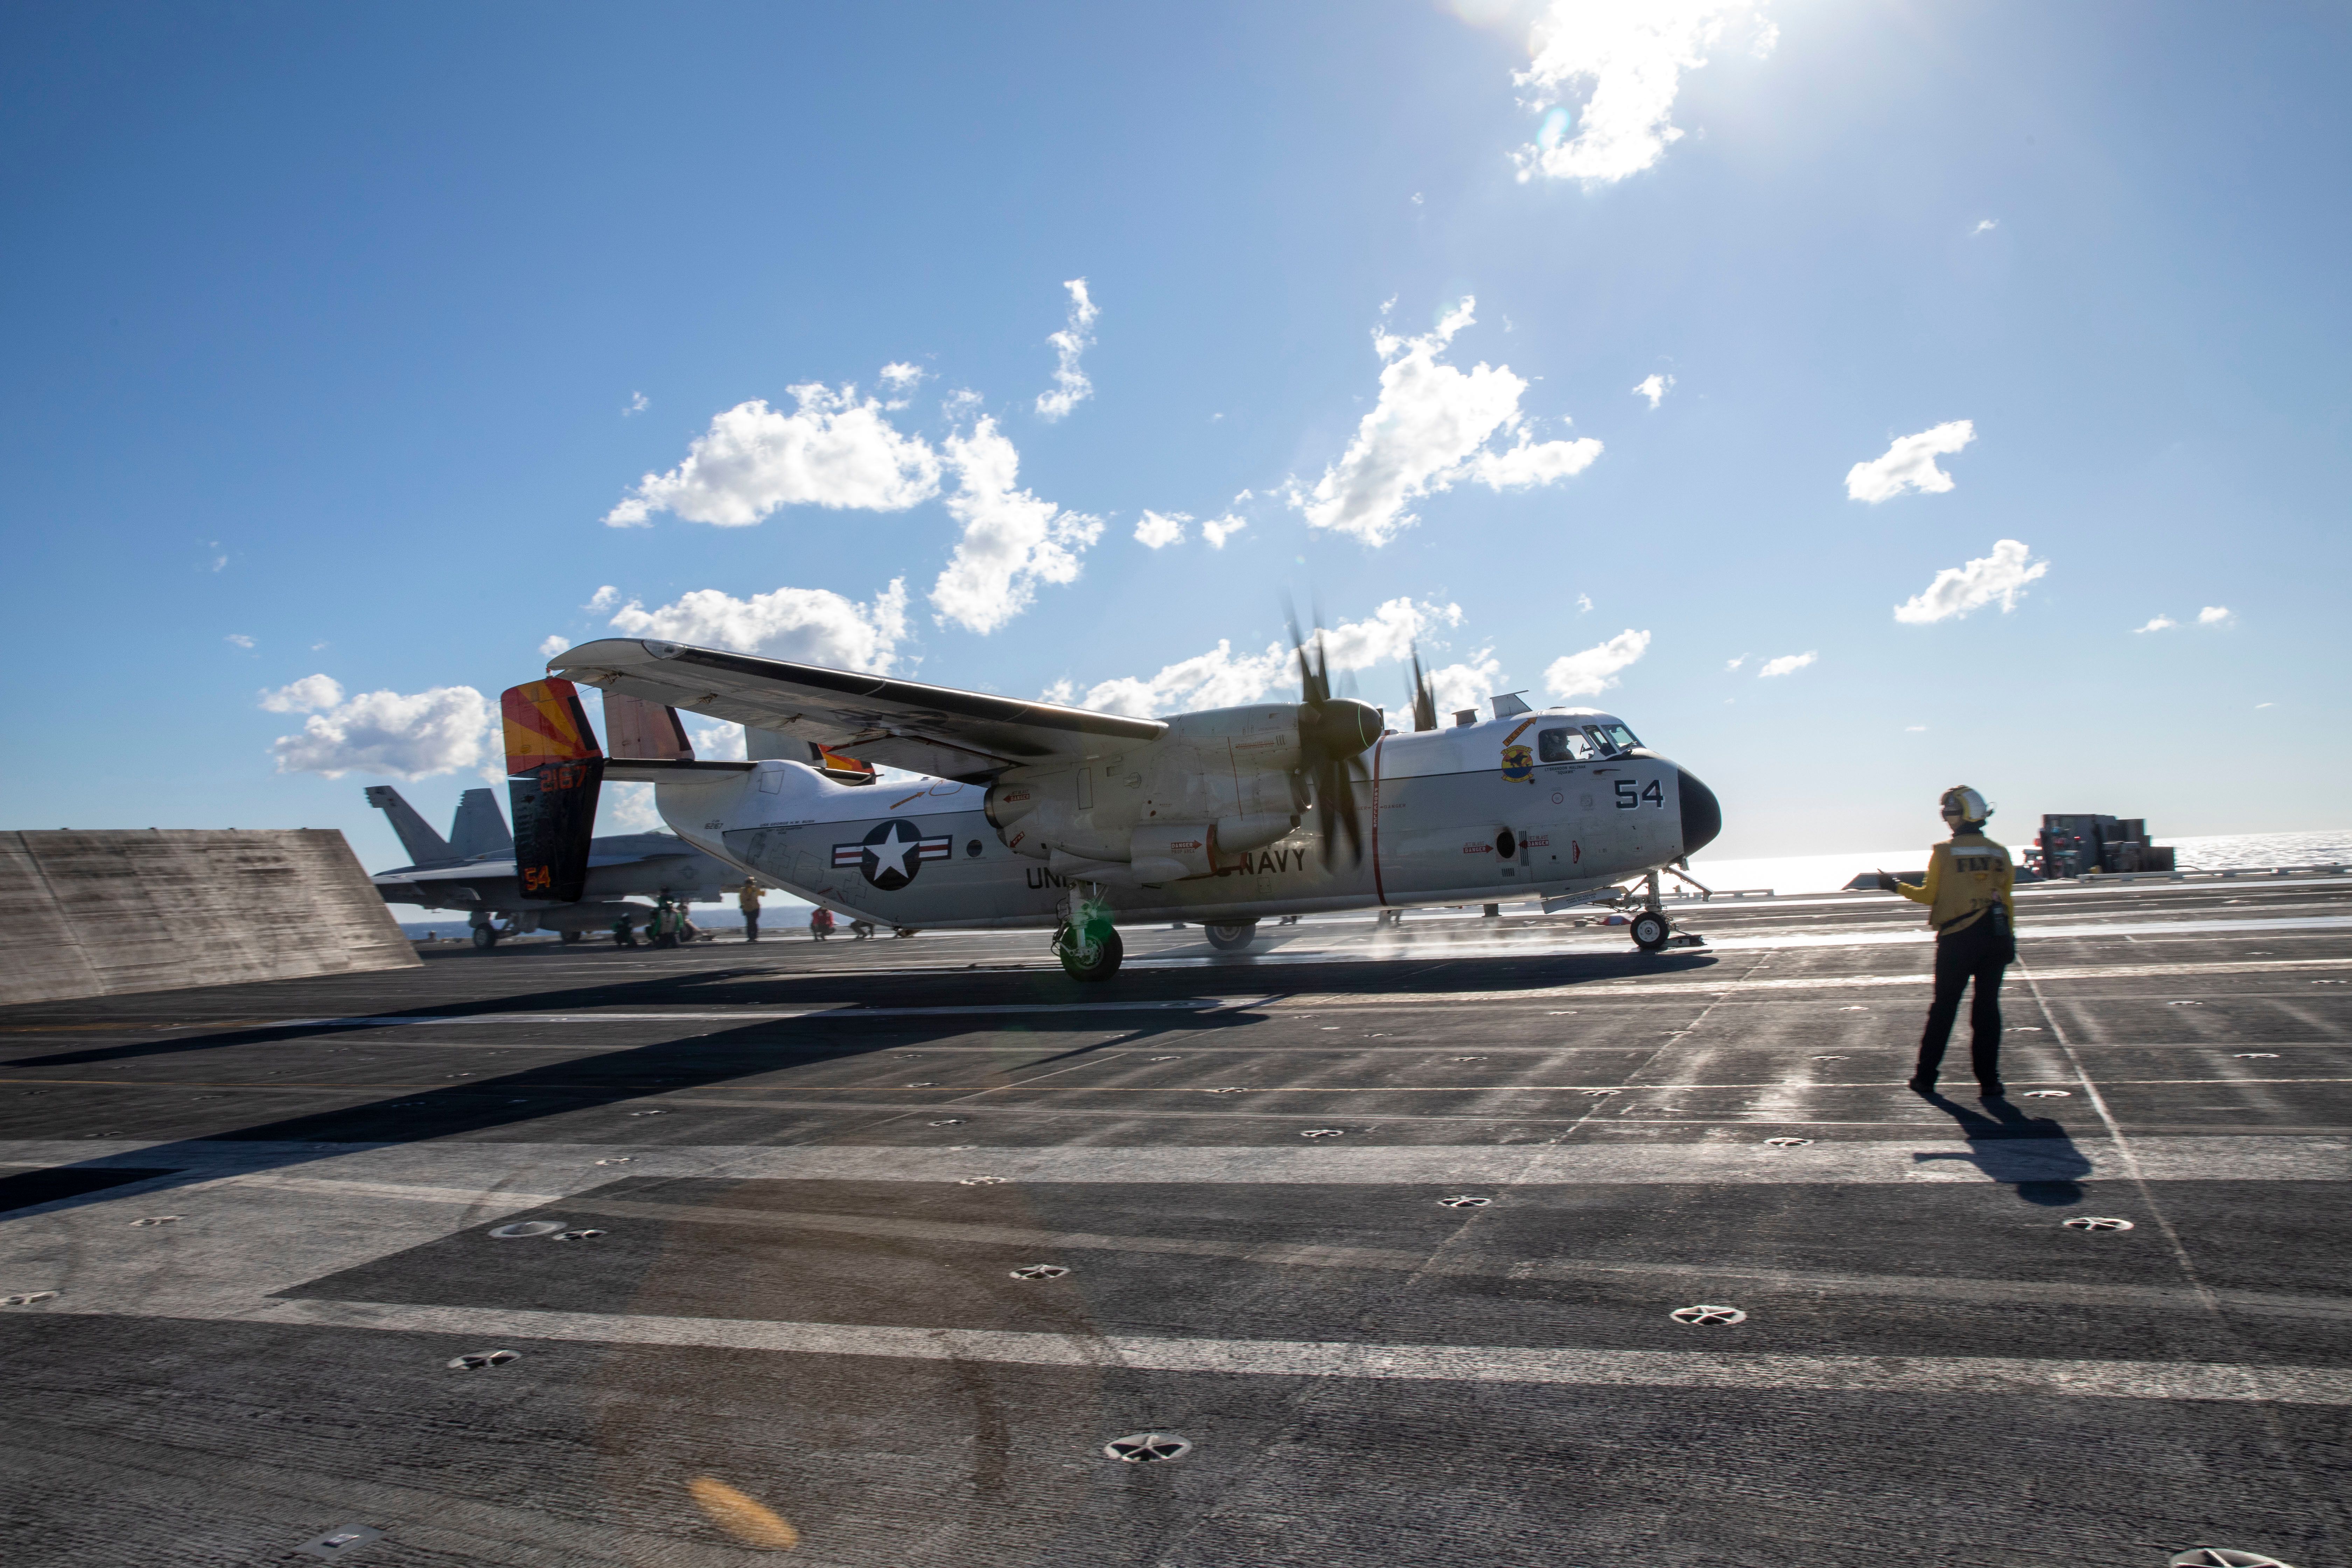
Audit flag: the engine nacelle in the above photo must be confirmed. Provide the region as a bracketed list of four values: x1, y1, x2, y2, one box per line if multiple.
[1215, 812, 1298, 855]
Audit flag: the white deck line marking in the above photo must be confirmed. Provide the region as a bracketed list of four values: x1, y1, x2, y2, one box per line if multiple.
[48, 1294, 2352, 1405]
[7, 1136, 2343, 1187]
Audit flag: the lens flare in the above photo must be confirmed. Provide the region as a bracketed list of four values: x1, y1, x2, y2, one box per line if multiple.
[689, 1476, 800, 1550]
[1537, 106, 1572, 152]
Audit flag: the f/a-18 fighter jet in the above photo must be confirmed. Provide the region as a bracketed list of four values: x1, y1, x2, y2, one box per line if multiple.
[503, 625, 1723, 979]
[365, 776, 742, 948]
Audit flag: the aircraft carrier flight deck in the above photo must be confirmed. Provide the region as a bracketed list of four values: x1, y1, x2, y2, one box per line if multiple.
[2, 874, 2347, 1567]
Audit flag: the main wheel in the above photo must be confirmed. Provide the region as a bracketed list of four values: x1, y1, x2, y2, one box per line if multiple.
[1630, 911, 1670, 952]
[560, 930, 583, 945]
[1056, 924, 1125, 981]
[471, 925, 497, 949]
[894, 927, 919, 939]
[1204, 920, 1258, 953]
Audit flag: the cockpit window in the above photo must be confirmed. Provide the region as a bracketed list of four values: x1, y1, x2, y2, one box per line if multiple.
[1538, 728, 1596, 763]
[1581, 726, 1620, 757]
[1601, 723, 1639, 750]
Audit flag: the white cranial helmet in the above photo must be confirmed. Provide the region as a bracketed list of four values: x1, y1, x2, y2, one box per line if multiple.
[1940, 785, 1991, 825]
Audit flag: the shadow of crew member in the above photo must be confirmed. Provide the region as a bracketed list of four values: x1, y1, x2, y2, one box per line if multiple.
[1911, 1091, 2092, 1204]
[1879, 785, 2017, 1099]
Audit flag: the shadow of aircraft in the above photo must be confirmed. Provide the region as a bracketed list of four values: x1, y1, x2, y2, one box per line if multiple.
[0, 943, 1718, 1221]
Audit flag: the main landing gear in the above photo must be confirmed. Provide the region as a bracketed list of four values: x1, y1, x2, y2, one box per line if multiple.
[1204, 919, 1258, 953]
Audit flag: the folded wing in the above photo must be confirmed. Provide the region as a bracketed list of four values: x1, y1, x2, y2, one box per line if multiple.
[545, 638, 1166, 782]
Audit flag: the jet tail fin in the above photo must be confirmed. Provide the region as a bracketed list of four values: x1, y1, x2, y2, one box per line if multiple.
[364, 785, 457, 865]
[502, 678, 604, 904]
[448, 788, 513, 859]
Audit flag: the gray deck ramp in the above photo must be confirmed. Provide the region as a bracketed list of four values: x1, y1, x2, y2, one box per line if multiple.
[0, 829, 417, 1004]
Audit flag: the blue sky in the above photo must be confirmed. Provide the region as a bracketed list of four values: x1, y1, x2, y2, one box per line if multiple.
[4, 0, 2345, 873]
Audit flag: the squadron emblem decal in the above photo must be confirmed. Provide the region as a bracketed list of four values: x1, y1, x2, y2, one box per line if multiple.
[832, 819, 953, 891]
[1500, 744, 1535, 784]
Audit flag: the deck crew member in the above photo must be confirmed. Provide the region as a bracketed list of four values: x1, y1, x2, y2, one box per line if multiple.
[1879, 786, 2018, 1098]
[738, 879, 764, 943]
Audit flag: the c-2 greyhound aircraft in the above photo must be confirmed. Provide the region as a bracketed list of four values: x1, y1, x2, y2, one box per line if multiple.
[502, 630, 1723, 979]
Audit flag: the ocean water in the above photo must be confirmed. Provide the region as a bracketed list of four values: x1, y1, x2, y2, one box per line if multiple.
[1687, 829, 2352, 897]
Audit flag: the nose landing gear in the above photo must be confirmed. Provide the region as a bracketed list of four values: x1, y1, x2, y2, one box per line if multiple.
[1630, 909, 1671, 952]
[1625, 870, 1706, 954]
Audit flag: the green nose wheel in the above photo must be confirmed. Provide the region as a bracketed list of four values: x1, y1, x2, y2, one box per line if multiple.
[1054, 912, 1124, 981]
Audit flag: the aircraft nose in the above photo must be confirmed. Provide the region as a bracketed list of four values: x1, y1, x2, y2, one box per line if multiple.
[1677, 766, 1723, 858]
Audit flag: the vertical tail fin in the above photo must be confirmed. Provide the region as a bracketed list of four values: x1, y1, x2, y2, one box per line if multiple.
[364, 785, 457, 865]
[604, 693, 694, 761]
[447, 788, 513, 859]
[502, 679, 604, 904]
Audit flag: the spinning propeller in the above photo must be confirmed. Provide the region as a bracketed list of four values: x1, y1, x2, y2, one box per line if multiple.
[1287, 613, 1382, 868]
[1405, 643, 1440, 732]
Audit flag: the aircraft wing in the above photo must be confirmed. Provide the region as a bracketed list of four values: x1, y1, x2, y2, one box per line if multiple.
[546, 638, 1166, 781]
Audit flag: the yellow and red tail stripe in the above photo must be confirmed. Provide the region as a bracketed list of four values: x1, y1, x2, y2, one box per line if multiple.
[502, 679, 602, 776]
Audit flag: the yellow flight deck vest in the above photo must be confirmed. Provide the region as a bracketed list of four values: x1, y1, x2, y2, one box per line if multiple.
[1895, 832, 2016, 937]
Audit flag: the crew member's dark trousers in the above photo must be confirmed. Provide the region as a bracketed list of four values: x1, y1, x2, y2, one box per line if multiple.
[743, 913, 760, 942]
[1916, 917, 2007, 1087]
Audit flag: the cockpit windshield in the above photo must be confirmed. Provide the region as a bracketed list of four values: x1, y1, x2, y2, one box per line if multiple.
[1582, 722, 1641, 756]
[1538, 727, 1597, 763]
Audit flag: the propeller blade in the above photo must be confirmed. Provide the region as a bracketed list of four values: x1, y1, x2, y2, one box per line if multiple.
[1408, 643, 1438, 732]
[1287, 608, 1332, 709]
[1311, 754, 1367, 869]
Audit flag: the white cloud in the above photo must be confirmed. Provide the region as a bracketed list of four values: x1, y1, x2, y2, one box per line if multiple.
[1905, 724, 1927, 732]
[2133, 615, 2177, 634]
[1510, 0, 1772, 186]
[2198, 606, 2233, 625]
[1296, 298, 1601, 546]
[608, 579, 910, 672]
[1845, 419, 1976, 503]
[1134, 510, 1187, 549]
[2255, 702, 2273, 710]
[599, 783, 664, 832]
[603, 385, 942, 527]
[929, 418, 1104, 634]
[587, 585, 619, 613]
[259, 674, 345, 713]
[1057, 598, 1461, 718]
[623, 391, 648, 416]
[1035, 278, 1100, 422]
[1893, 539, 2048, 624]
[1971, 219, 1998, 235]
[538, 634, 569, 659]
[1201, 512, 1248, 548]
[268, 685, 494, 780]
[1757, 651, 1815, 677]
[224, 634, 255, 649]
[690, 720, 747, 761]
[1723, 653, 1746, 671]
[1632, 373, 1674, 408]
[1544, 628, 1651, 699]
[1575, 593, 1592, 612]
[879, 362, 926, 392]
